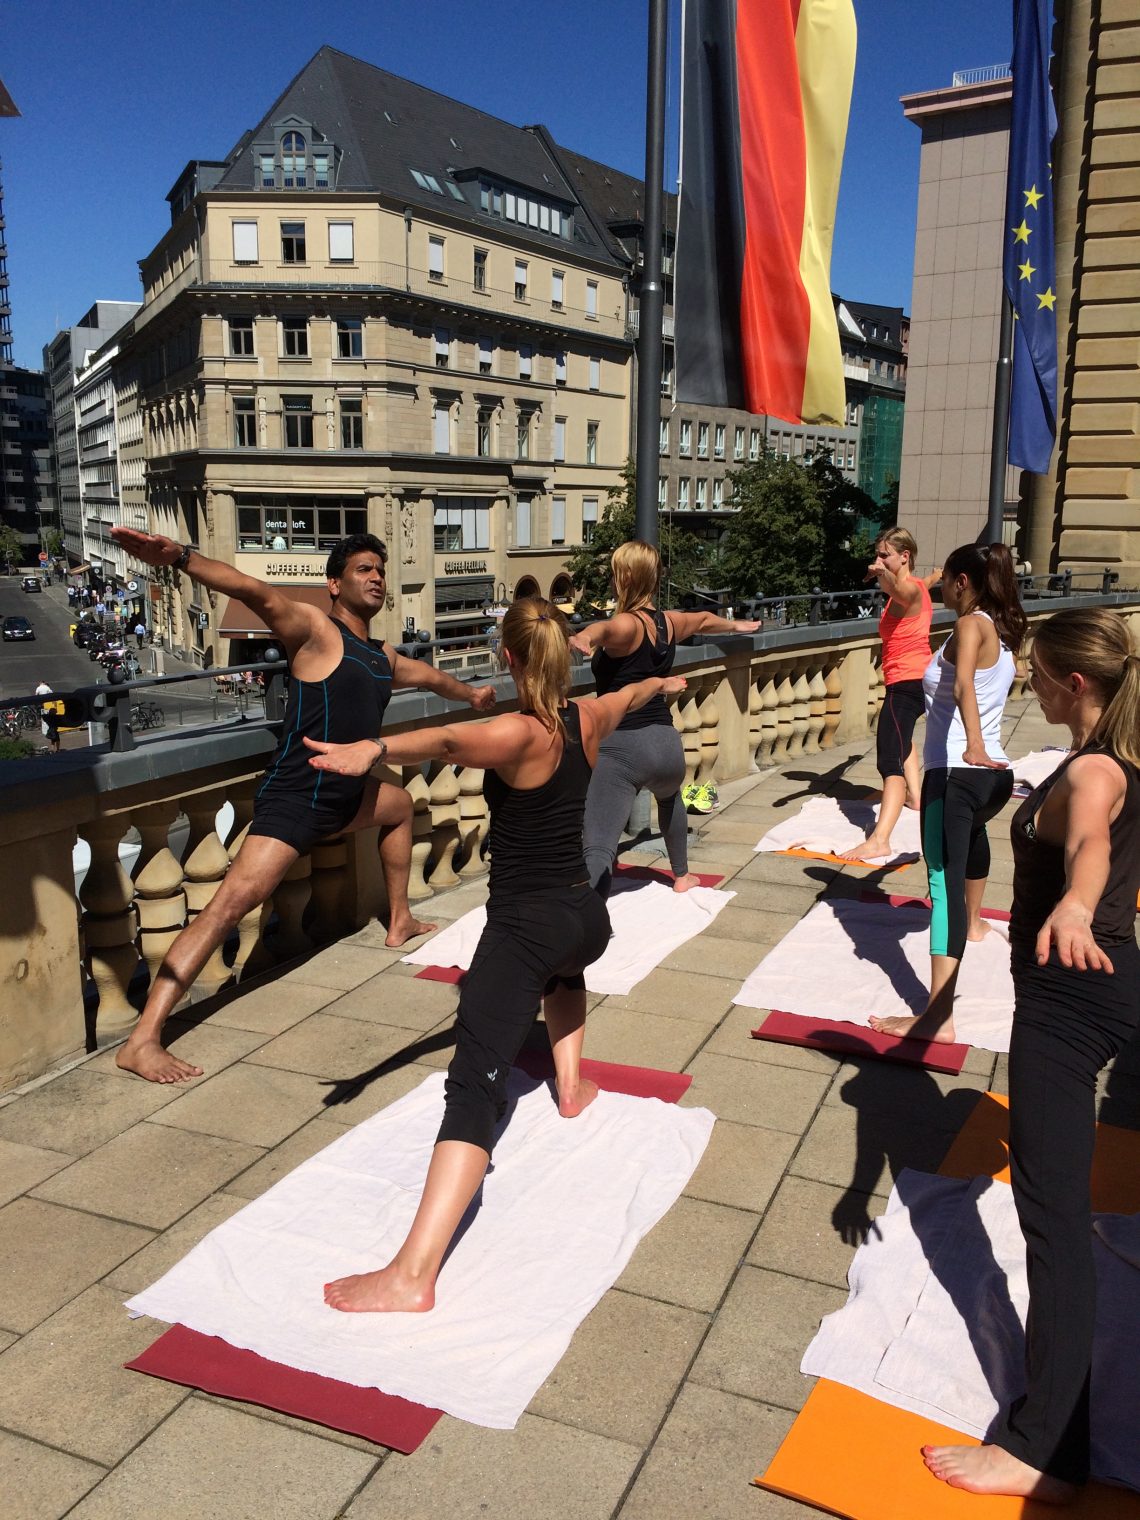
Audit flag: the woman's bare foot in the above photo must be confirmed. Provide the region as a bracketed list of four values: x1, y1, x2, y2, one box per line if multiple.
[324, 1263, 435, 1313]
[385, 912, 438, 948]
[838, 834, 893, 863]
[869, 1011, 958, 1044]
[904, 795, 922, 811]
[922, 1442, 1077, 1503]
[116, 1037, 203, 1084]
[672, 872, 702, 893]
[557, 1076, 599, 1118]
[966, 920, 993, 943]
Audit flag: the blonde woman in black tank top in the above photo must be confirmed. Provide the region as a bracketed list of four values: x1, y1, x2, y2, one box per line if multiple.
[305, 598, 686, 1314]
[923, 608, 1140, 1502]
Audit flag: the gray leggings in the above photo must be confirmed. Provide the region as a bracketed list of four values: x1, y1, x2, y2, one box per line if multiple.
[583, 723, 688, 896]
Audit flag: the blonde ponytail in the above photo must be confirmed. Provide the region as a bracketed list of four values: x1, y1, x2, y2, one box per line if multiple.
[501, 597, 572, 735]
[612, 540, 661, 615]
[1032, 607, 1140, 767]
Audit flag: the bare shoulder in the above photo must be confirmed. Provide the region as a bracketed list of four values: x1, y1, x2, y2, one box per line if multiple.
[1065, 751, 1128, 794]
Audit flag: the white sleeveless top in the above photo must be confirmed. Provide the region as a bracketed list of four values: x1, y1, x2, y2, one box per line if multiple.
[922, 612, 1015, 769]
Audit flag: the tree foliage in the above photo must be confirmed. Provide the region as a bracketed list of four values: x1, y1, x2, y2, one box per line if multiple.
[43, 529, 64, 560]
[0, 524, 25, 572]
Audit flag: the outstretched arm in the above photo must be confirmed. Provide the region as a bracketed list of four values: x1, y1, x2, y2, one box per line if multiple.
[578, 674, 687, 757]
[663, 610, 762, 641]
[385, 646, 495, 711]
[109, 527, 322, 652]
[568, 613, 641, 659]
[304, 712, 531, 777]
[1034, 756, 1124, 972]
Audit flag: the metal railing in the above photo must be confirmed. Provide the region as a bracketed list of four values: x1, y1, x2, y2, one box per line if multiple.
[952, 63, 1011, 87]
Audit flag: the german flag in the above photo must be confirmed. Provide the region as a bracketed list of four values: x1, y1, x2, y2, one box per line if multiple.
[675, 0, 856, 426]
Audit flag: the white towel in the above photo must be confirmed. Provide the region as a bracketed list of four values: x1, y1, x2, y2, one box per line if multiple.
[403, 880, 735, 997]
[127, 1069, 714, 1430]
[733, 898, 1014, 1052]
[1011, 748, 1068, 795]
[754, 796, 921, 865]
[802, 1169, 1140, 1491]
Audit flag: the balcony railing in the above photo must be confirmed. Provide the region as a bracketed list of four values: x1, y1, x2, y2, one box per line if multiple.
[952, 63, 1011, 87]
[626, 310, 676, 340]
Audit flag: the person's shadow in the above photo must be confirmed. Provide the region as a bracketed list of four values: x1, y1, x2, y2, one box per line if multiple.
[773, 756, 878, 809]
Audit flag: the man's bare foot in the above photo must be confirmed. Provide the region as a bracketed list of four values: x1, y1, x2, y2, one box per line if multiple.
[869, 1012, 958, 1044]
[557, 1076, 599, 1118]
[385, 912, 438, 949]
[922, 1442, 1077, 1503]
[672, 872, 702, 893]
[324, 1263, 435, 1313]
[967, 920, 993, 943]
[116, 1037, 203, 1084]
[838, 834, 893, 863]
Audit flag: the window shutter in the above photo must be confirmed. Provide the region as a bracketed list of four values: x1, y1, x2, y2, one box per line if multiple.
[328, 222, 354, 261]
[429, 237, 445, 275]
[551, 497, 566, 542]
[232, 221, 259, 263]
[582, 496, 598, 524]
[516, 499, 531, 548]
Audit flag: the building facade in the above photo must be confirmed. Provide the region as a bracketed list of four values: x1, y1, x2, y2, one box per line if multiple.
[117, 48, 631, 668]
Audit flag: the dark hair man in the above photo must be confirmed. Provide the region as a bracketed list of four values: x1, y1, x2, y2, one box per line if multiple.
[108, 526, 495, 1083]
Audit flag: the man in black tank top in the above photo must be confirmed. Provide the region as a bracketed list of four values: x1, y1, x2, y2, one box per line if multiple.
[108, 526, 495, 1085]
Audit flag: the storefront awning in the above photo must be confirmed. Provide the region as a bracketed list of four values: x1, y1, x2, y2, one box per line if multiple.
[67, 563, 92, 576]
[220, 586, 333, 638]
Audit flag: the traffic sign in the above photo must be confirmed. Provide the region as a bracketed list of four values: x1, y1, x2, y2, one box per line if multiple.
[38, 552, 48, 563]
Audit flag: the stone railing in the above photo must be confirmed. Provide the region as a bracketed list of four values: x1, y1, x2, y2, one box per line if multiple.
[3, 592, 1138, 1094]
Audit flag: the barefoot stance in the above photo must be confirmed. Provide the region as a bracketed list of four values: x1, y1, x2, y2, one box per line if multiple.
[385, 913, 438, 949]
[869, 1011, 958, 1045]
[557, 1076, 599, 1118]
[672, 872, 702, 893]
[838, 834, 893, 863]
[922, 1442, 1076, 1504]
[116, 1038, 204, 1084]
[324, 1265, 435, 1314]
[967, 920, 993, 942]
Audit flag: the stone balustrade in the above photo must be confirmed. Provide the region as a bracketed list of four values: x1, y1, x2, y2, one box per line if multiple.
[2, 594, 1138, 1094]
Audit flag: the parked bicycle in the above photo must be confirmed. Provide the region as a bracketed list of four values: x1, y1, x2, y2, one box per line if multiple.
[128, 700, 165, 731]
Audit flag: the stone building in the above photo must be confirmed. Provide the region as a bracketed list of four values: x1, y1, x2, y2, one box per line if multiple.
[116, 47, 630, 668]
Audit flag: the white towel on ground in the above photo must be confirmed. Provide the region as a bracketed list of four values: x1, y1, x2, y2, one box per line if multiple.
[1011, 747, 1069, 794]
[733, 898, 1014, 1051]
[127, 1069, 715, 1430]
[801, 1169, 1140, 1491]
[402, 880, 735, 996]
[754, 796, 922, 865]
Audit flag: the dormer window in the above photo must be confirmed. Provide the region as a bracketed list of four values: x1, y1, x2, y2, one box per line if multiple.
[281, 131, 307, 189]
[254, 120, 337, 191]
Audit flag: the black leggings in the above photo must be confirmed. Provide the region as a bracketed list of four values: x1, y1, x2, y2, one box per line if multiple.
[437, 884, 611, 1155]
[921, 766, 1014, 959]
[876, 679, 925, 779]
[996, 942, 1140, 1482]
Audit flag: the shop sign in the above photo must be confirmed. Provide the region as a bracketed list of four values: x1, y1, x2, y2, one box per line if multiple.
[443, 559, 488, 576]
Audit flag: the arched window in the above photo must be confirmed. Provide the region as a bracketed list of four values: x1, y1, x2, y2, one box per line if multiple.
[513, 577, 539, 600]
[549, 573, 573, 605]
[281, 131, 307, 189]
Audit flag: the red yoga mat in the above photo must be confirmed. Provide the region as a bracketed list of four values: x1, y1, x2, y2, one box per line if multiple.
[752, 1010, 969, 1075]
[613, 863, 725, 888]
[125, 1055, 690, 1449]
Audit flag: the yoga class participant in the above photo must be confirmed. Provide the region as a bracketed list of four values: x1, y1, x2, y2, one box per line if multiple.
[107, 526, 495, 1083]
[924, 607, 1140, 1501]
[569, 539, 759, 895]
[841, 527, 936, 862]
[872, 542, 1025, 1043]
[306, 597, 686, 1313]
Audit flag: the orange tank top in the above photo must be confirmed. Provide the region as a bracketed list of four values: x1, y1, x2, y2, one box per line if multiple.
[879, 579, 933, 684]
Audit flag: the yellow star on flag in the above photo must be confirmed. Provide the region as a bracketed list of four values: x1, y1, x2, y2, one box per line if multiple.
[1012, 220, 1031, 244]
[1018, 259, 1036, 282]
[1024, 186, 1043, 209]
[1037, 287, 1056, 311]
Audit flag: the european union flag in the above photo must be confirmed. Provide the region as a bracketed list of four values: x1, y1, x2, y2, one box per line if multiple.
[1003, 0, 1058, 473]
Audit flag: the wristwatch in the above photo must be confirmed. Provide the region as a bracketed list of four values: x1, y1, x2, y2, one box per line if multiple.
[367, 736, 388, 760]
[175, 543, 198, 571]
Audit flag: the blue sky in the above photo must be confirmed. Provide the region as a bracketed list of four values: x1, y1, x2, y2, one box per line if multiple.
[2, 0, 1012, 369]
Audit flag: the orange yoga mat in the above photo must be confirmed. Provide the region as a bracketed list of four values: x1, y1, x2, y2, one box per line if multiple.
[755, 1093, 1140, 1518]
[774, 845, 913, 873]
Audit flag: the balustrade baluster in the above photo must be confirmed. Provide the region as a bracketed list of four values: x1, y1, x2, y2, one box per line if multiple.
[78, 815, 140, 1042]
[456, 766, 489, 877]
[696, 683, 720, 781]
[757, 673, 779, 766]
[181, 793, 233, 993]
[427, 763, 462, 889]
[805, 663, 827, 753]
[773, 670, 796, 761]
[822, 660, 844, 749]
[130, 799, 186, 1000]
[404, 769, 435, 901]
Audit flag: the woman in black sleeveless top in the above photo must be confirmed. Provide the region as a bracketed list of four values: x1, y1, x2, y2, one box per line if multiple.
[305, 597, 687, 1314]
[924, 608, 1140, 1503]
[571, 540, 760, 896]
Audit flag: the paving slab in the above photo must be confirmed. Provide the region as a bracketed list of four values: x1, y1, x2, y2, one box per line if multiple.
[684, 1120, 798, 1213]
[662, 931, 771, 980]
[577, 1005, 707, 1072]
[0, 1197, 153, 1333]
[84, 1018, 269, 1081]
[322, 968, 462, 1032]
[703, 1005, 841, 1075]
[0, 1286, 188, 1465]
[242, 1010, 422, 1079]
[345, 1412, 640, 1520]
[145, 1060, 333, 1147]
[602, 967, 741, 1026]
[618, 1384, 812, 1519]
[682, 1052, 829, 1133]
[307, 1058, 443, 1126]
[66, 1395, 379, 1519]
[688, 1264, 845, 1411]
[222, 1113, 352, 1201]
[285, 942, 402, 991]
[616, 1195, 759, 1312]
[31, 1122, 264, 1230]
[823, 1059, 990, 1127]
[102, 1191, 249, 1295]
[529, 1288, 707, 1446]
[0, 1427, 105, 1520]
[747, 1175, 886, 1289]
[204, 975, 340, 1035]
[789, 1101, 960, 1199]
[0, 1136, 73, 1207]
[0, 1068, 180, 1159]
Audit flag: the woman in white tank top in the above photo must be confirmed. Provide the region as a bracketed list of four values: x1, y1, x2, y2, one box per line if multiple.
[872, 543, 1026, 1046]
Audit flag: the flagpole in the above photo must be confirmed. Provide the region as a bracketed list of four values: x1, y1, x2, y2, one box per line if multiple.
[986, 291, 1015, 544]
[635, 0, 669, 547]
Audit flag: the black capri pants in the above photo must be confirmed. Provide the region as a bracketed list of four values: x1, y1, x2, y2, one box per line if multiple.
[876, 679, 925, 779]
[438, 883, 612, 1155]
[995, 942, 1140, 1483]
[921, 765, 1014, 959]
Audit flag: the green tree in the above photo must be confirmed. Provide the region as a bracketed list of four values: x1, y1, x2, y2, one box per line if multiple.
[719, 453, 827, 603]
[563, 459, 706, 612]
[805, 454, 892, 588]
[43, 529, 64, 560]
[0, 524, 25, 572]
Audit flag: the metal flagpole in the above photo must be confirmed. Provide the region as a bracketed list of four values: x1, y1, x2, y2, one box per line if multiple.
[986, 291, 1014, 544]
[635, 0, 669, 546]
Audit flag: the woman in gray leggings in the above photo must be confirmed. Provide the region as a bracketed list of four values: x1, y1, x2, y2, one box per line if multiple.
[570, 540, 760, 896]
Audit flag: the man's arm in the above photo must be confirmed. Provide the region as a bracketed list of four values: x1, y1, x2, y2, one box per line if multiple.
[384, 645, 496, 711]
[110, 528, 322, 653]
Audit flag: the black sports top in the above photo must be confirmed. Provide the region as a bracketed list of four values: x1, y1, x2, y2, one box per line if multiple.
[484, 702, 592, 894]
[256, 621, 393, 813]
[591, 609, 675, 730]
[1009, 742, 1140, 952]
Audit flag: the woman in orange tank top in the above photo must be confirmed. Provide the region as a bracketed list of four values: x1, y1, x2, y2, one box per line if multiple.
[840, 526, 937, 862]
